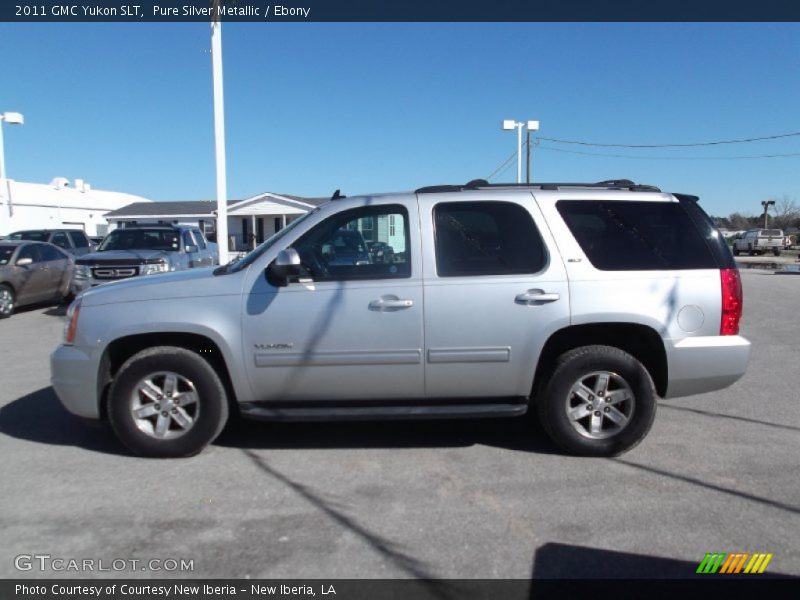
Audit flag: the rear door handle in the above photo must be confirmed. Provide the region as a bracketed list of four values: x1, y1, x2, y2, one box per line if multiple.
[369, 297, 414, 311]
[515, 289, 560, 305]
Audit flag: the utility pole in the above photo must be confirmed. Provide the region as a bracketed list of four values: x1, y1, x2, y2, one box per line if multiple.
[211, 1, 229, 265]
[502, 120, 539, 184]
[526, 131, 531, 184]
[761, 200, 775, 229]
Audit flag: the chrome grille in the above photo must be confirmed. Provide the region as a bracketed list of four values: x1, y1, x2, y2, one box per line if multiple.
[93, 266, 139, 280]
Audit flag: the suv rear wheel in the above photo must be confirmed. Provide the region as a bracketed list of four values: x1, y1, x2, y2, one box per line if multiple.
[537, 345, 656, 457]
[107, 346, 228, 458]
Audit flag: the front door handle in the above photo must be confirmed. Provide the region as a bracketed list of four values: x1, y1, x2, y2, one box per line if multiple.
[515, 289, 560, 305]
[369, 296, 414, 311]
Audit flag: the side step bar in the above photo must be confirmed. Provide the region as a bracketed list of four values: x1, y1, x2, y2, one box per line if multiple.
[238, 402, 529, 422]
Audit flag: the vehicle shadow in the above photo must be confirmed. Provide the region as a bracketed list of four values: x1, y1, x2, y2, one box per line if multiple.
[0, 386, 128, 455]
[215, 411, 561, 455]
[0, 386, 560, 456]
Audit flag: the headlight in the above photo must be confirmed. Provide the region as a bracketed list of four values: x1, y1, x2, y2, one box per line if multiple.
[74, 265, 90, 279]
[140, 262, 169, 275]
[64, 298, 81, 345]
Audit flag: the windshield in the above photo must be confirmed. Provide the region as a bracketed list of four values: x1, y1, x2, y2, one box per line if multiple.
[98, 229, 180, 252]
[0, 246, 15, 265]
[217, 210, 317, 275]
[8, 231, 48, 242]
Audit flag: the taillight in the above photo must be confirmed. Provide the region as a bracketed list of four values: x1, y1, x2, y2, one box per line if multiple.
[65, 299, 81, 345]
[720, 269, 742, 335]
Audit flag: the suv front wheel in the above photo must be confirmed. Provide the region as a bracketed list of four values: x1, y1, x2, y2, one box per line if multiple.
[537, 345, 656, 457]
[107, 346, 229, 458]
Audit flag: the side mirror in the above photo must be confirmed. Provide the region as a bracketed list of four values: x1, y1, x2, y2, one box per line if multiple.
[16, 257, 33, 267]
[266, 248, 301, 287]
[185, 245, 198, 253]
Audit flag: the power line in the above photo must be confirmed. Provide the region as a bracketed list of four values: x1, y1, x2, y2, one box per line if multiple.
[537, 131, 800, 148]
[538, 145, 800, 160]
[486, 149, 518, 180]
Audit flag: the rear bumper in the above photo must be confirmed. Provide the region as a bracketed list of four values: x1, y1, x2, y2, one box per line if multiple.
[50, 344, 100, 419]
[665, 335, 751, 399]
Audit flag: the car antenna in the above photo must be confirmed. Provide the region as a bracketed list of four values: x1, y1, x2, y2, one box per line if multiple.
[331, 189, 346, 201]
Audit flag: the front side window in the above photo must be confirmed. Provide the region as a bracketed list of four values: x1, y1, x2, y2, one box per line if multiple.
[40, 244, 66, 262]
[433, 201, 547, 277]
[67, 231, 89, 248]
[50, 232, 69, 249]
[557, 200, 717, 270]
[291, 205, 410, 281]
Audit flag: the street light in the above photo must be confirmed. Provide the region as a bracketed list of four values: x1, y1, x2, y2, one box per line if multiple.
[501, 119, 539, 183]
[0, 111, 25, 181]
[761, 200, 775, 229]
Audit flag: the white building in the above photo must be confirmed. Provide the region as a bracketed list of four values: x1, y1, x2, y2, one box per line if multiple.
[0, 177, 152, 237]
[104, 192, 328, 252]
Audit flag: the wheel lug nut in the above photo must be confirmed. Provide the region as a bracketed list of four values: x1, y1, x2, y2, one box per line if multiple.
[161, 411, 168, 417]
[604, 407, 610, 413]
[155, 404, 161, 410]
[594, 411, 601, 417]
[589, 395, 594, 401]
[172, 409, 177, 414]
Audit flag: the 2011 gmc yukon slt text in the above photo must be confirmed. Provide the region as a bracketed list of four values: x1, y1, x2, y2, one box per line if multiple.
[51, 179, 751, 458]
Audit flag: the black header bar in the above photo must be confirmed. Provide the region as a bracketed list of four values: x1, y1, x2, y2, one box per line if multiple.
[2, 0, 800, 22]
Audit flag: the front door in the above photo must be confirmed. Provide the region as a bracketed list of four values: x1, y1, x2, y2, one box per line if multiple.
[241, 199, 424, 401]
[418, 193, 570, 399]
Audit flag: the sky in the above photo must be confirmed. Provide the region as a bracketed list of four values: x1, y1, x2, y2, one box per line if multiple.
[0, 22, 798, 217]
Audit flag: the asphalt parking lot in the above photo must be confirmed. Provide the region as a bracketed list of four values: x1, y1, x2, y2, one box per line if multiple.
[0, 269, 798, 580]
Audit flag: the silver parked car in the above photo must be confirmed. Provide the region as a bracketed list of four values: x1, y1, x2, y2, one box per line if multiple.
[51, 179, 750, 458]
[0, 241, 74, 318]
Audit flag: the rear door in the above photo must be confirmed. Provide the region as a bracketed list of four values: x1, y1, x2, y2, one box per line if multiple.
[418, 192, 570, 399]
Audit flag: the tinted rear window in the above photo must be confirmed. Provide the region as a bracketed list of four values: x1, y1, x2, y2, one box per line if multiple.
[8, 231, 48, 242]
[557, 200, 718, 270]
[0, 246, 15, 265]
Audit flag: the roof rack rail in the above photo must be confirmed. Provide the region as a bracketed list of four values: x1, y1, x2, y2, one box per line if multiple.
[415, 179, 661, 193]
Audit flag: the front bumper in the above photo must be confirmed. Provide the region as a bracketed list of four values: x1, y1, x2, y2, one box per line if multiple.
[51, 344, 101, 419]
[665, 335, 751, 398]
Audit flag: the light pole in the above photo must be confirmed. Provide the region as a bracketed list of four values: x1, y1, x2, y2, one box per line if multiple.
[211, 2, 229, 265]
[761, 200, 775, 229]
[501, 119, 539, 183]
[0, 111, 25, 181]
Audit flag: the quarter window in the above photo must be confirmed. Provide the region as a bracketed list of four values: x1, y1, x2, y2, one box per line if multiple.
[67, 231, 89, 248]
[291, 205, 410, 281]
[433, 201, 547, 277]
[557, 200, 717, 270]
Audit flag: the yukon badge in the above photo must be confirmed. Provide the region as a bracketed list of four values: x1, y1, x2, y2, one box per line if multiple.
[254, 343, 294, 350]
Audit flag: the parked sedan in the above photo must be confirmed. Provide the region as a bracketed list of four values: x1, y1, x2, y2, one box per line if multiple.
[0, 241, 74, 318]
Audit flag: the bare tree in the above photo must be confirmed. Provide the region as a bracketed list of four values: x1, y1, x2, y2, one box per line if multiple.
[770, 195, 799, 230]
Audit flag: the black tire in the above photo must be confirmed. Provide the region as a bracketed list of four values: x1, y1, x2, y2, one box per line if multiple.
[773, 249, 781, 257]
[732, 246, 740, 256]
[536, 345, 656, 457]
[107, 346, 229, 458]
[748, 244, 755, 256]
[0, 284, 14, 318]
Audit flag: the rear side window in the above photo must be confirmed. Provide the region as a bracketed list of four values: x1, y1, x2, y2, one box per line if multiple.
[434, 201, 547, 277]
[557, 200, 718, 270]
[40, 244, 66, 261]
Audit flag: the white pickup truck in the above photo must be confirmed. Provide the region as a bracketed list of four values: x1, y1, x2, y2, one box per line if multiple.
[732, 228, 784, 256]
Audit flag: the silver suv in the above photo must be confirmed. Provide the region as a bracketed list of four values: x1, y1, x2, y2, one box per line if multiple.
[51, 179, 751, 458]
